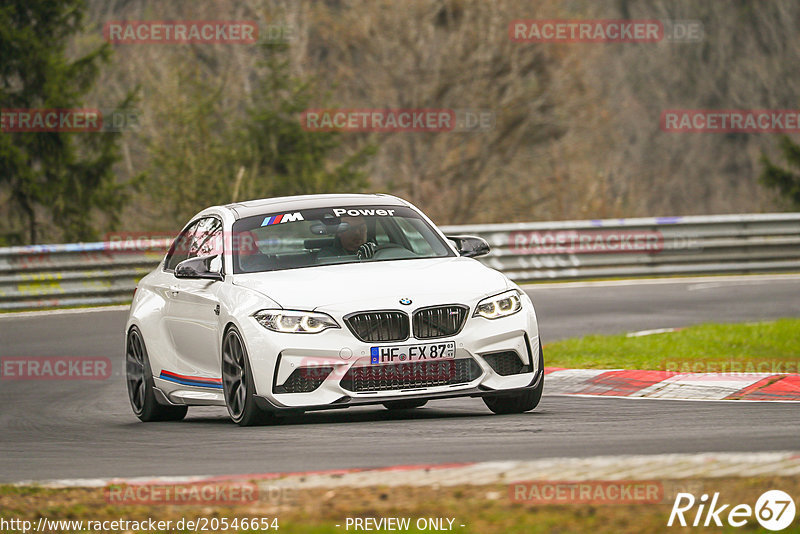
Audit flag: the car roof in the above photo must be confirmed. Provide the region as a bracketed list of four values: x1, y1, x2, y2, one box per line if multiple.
[222, 193, 409, 220]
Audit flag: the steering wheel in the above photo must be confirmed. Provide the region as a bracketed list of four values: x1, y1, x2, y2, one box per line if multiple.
[356, 242, 403, 260]
[370, 243, 415, 260]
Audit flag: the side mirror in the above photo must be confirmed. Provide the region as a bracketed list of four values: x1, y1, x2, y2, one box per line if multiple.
[447, 235, 490, 258]
[174, 256, 223, 281]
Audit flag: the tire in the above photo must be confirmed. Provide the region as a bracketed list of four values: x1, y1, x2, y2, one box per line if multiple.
[482, 344, 544, 415]
[383, 399, 428, 410]
[222, 326, 276, 427]
[126, 327, 188, 422]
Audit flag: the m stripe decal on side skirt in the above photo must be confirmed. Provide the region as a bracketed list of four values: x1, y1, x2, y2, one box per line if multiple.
[159, 370, 223, 389]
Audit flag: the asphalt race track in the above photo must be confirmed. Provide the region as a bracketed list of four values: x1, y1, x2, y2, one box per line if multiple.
[1, 275, 798, 483]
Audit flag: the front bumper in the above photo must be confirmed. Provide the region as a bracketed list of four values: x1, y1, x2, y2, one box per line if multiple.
[242, 302, 541, 411]
[255, 357, 544, 413]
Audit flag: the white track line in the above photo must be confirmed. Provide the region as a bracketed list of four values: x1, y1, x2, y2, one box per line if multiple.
[549, 393, 800, 403]
[0, 305, 129, 319]
[522, 273, 800, 289]
[3, 274, 798, 318]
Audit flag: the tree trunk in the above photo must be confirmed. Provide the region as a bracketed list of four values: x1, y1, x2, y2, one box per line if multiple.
[20, 197, 36, 245]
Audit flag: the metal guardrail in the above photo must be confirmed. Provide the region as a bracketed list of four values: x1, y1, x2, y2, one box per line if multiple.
[1, 213, 798, 311]
[0, 240, 170, 311]
[444, 212, 800, 282]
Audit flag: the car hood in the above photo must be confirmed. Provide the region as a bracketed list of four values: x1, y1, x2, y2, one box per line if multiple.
[231, 257, 509, 313]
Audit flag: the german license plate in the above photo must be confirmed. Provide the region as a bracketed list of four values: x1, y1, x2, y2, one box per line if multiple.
[370, 341, 456, 365]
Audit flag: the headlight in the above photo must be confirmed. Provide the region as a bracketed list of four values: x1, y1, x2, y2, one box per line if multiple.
[252, 310, 340, 333]
[474, 290, 522, 319]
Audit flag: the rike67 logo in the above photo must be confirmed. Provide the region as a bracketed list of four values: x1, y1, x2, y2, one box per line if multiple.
[668, 490, 796, 531]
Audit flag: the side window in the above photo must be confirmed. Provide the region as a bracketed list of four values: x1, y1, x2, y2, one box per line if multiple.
[164, 220, 200, 271]
[164, 217, 223, 271]
[190, 217, 223, 259]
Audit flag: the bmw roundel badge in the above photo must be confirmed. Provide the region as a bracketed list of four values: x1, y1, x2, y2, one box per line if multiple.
[399, 298, 412, 305]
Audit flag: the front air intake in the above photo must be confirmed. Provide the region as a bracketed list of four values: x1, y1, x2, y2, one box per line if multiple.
[482, 351, 530, 376]
[273, 366, 334, 393]
[340, 358, 482, 392]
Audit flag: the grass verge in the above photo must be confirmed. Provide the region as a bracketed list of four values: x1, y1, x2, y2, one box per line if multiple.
[2, 477, 799, 533]
[544, 319, 800, 371]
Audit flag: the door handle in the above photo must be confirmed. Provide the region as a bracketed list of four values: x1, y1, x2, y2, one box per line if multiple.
[169, 284, 180, 296]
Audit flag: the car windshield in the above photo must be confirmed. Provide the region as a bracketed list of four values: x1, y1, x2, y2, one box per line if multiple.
[231, 205, 455, 273]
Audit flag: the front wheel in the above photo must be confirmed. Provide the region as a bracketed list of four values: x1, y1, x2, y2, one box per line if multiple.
[482, 344, 544, 415]
[126, 327, 188, 422]
[222, 327, 276, 427]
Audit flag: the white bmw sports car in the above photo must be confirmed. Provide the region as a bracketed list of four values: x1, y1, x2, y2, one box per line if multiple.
[125, 194, 544, 425]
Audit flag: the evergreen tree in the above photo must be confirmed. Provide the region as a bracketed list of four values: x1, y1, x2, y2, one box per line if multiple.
[760, 136, 800, 209]
[147, 49, 374, 227]
[0, 0, 131, 244]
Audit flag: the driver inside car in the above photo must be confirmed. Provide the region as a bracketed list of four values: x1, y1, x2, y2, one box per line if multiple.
[325, 216, 378, 259]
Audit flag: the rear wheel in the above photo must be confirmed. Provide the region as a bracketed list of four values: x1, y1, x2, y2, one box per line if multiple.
[126, 327, 188, 422]
[483, 344, 544, 415]
[222, 327, 276, 427]
[383, 399, 428, 410]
